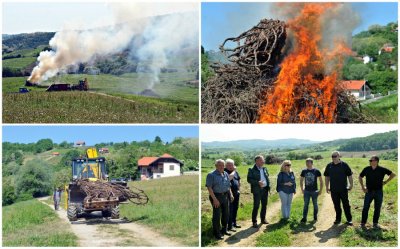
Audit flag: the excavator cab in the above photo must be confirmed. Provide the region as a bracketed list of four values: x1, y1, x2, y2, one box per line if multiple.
[72, 157, 108, 181]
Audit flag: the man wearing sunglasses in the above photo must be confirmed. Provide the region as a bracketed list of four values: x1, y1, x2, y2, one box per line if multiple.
[359, 155, 396, 229]
[324, 151, 353, 226]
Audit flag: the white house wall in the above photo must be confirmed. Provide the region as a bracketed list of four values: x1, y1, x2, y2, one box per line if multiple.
[153, 162, 181, 178]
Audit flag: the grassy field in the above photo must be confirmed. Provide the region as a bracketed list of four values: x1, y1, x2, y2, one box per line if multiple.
[201, 157, 398, 247]
[3, 72, 198, 102]
[362, 94, 398, 123]
[121, 175, 199, 246]
[2, 199, 77, 246]
[2, 57, 36, 69]
[2, 73, 199, 123]
[3, 91, 198, 123]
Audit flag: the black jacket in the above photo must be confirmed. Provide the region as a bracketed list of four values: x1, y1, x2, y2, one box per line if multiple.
[247, 165, 270, 193]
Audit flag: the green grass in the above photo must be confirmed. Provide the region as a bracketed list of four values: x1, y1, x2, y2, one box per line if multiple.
[40, 72, 198, 103]
[121, 175, 199, 246]
[3, 91, 198, 123]
[362, 94, 398, 123]
[2, 57, 36, 69]
[2, 199, 77, 246]
[2, 46, 46, 59]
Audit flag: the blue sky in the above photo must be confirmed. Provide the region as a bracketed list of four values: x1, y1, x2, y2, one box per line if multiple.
[2, 2, 197, 34]
[202, 2, 398, 51]
[2, 126, 199, 145]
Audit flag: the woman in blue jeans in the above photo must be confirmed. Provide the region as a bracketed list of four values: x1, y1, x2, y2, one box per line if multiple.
[277, 160, 296, 219]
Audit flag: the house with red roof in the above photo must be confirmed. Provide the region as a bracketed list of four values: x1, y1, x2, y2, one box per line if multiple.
[379, 43, 395, 55]
[75, 141, 86, 147]
[342, 80, 371, 100]
[138, 153, 183, 180]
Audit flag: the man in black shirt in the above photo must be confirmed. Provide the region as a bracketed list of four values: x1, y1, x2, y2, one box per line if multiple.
[225, 159, 241, 231]
[300, 158, 323, 223]
[359, 155, 396, 228]
[324, 151, 353, 225]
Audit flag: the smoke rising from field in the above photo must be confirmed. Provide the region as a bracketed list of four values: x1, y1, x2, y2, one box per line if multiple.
[28, 3, 198, 85]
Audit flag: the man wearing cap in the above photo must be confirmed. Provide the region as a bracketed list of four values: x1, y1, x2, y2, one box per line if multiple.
[206, 159, 234, 240]
[324, 151, 353, 226]
[359, 155, 396, 229]
[247, 155, 270, 228]
[300, 158, 323, 223]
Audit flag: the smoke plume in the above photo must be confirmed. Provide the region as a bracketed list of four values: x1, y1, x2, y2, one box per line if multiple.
[28, 3, 198, 85]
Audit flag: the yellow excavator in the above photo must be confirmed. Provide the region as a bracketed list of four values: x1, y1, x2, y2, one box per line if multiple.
[65, 148, 119, 221]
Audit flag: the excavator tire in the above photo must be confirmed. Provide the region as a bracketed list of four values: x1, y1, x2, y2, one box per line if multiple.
[102, 210, 111, 218]
[67, 205, 78, 221]
[111, 206, 120, 219]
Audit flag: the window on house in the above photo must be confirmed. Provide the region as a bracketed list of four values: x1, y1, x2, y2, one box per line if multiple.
[169, 165, 174, 171]
[158, 165, 164, 173]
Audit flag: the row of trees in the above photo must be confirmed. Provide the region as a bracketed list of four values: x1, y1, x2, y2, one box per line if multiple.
[338, 131, 397, 151]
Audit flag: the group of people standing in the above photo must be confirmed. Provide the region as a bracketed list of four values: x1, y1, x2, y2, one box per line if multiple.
[206, 151, 396, 240]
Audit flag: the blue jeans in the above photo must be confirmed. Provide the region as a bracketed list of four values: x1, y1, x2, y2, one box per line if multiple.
[302, 190, 319, 220]
[278, 191, 293, 219]
[361, 190, 383, 224]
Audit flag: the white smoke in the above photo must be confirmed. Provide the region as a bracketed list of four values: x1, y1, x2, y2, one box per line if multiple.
[28, 3, 198, 85]
[137, 11, 199, 88]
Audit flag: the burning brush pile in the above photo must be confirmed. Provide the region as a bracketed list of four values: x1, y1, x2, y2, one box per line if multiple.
[202, 3, 369, 123]
[77, 179, 149, 205]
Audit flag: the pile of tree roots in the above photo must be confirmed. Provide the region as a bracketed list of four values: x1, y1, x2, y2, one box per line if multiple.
[202, 19, 286, 123]
[77, 179, 149, 205]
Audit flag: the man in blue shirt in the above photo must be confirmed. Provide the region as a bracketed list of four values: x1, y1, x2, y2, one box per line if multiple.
[206, 159, 234, 240]
[247, 155, 270, 228]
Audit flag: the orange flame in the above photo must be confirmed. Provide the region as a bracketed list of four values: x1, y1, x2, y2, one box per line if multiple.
[257, 3, 352, 123]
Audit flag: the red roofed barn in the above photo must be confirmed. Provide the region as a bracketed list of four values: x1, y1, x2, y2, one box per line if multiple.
[342, 80, 371, 100]
[138, 153, 183, 180]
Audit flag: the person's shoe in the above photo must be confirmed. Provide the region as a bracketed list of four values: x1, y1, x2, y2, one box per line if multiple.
[227, 227, 236, 232]
[373, 223, 381, 229]
[222, 231, 232, 236]
[345, 221, 353, 226]
[214, 234, 224, 240]
[233, 224, 241, 228]
[261, 220, 269, 224]
[333, 220, 341, 225]
[252, 222, 258, 228]
[300, 218, 307, 223]
[360, 223, 366, 229]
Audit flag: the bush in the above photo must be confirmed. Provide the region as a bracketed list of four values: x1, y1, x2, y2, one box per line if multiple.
[2, 178, 17, 206]
[15, 159, 52, 198]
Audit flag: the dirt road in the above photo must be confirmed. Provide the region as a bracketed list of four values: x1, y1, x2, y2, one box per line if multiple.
[38, 197, 182, 247]
[217, 193, 299, 247]
[291, 192, 346, 247]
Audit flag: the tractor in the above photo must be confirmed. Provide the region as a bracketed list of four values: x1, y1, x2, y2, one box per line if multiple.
[65, 148, 120, 221]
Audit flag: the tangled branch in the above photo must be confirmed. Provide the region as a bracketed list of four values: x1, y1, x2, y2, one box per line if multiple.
[77, 179, 149, 205]
[202, 19, 286, 123]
